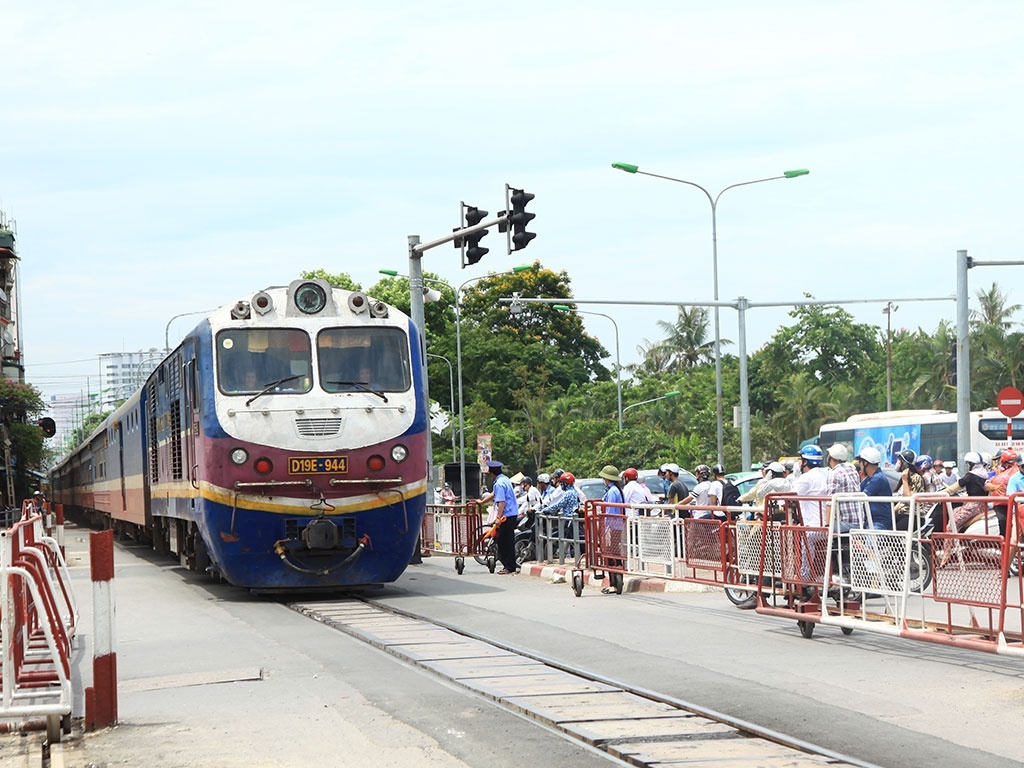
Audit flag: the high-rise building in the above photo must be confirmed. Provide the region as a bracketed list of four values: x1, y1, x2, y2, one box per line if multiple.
[98, 349, 164, 409]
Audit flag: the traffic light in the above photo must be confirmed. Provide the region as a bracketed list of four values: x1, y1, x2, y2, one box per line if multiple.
[37, 417, 56, 438]
[509, 188, 536, 251]
[461, 205, 489, 268]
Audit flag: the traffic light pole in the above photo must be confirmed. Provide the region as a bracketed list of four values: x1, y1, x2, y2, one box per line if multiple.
[408, 217, 504, 504]
[413, 214, 508, 254]
[409, 187, 535, 502]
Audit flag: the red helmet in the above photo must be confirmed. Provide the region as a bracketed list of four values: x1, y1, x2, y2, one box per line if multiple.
[1000, 449, 1018, 466]
[622, 467, 639, 482]
[561, 472, 576, 486]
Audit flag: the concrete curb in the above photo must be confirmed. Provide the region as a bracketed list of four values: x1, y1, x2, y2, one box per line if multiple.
[520, 562, 716, 593]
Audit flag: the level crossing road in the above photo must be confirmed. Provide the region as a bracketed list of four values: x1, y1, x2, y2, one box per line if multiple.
[369, 556, 1024, 768]
[8, 524, 1022, 768]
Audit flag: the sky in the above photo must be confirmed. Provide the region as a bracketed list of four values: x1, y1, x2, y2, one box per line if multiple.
[5, 1, 1024, 411]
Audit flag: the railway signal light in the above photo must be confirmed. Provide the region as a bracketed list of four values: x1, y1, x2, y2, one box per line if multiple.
[37, 417, 56, 438]
[460, 205, 489, 268]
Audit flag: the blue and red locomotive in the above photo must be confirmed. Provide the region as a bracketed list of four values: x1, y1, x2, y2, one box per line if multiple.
[50, 279, 428, 590]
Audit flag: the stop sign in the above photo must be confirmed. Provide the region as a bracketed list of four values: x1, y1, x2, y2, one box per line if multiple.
[997, 386, 1024, 418]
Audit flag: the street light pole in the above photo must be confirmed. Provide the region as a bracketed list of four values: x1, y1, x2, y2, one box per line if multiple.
[552, 304, 622, 430]
[612, 162, 809, 464]
[165, 309, 216, 353]
[882, 301, 898, 411]
[426, 353, 456, 461]
[623, 390, 681, 416]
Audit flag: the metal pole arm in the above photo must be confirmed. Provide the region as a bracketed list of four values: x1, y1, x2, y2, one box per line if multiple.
[411, 214, 508, 254]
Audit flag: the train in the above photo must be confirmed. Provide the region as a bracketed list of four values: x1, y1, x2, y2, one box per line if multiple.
[50, 279, 429, 591]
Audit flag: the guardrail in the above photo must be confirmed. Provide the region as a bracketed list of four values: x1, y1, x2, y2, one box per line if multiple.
[0, 509, 79, 742]
[566, 492, 1024, 658]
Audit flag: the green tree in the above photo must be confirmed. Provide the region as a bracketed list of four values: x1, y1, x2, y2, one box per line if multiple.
[0, 378, 49, 502]
[300, 269, 362, 291]
[971, 282, 1021, 331]
[898, 323, 957, 410]
[655, 305, 723, 370]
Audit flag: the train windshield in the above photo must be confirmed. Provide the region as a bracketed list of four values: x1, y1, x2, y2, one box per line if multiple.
[217, 329, 313, 395]
[317, 327, 411, 393]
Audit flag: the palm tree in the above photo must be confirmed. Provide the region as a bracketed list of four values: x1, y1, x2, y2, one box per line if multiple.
[971, 283, 1021, 331]
[770, 372, 843, 449]
[634, 338, 674, 376]
[972, 329, 1024, 403]
[656, 306, 724, 371]
[906, 321, 957, 410]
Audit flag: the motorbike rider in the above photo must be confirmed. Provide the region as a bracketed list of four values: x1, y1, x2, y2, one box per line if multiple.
[680, 464, 715, 518]
[942, 451, 990, 531]
[621, 467, 653, 515]
[857, 446, 893, 530]
[792, 445, 828, 527]
[546, 469, 566, 506]
[540, 472, 583, 557]
[540, 472, 581, 518]
[986, 449, 1018, 536]
[536, 473, 554, 502]
[663, 463, 690, 516]
[893, 449, 926, 526]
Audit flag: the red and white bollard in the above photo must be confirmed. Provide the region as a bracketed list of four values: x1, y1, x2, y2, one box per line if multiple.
[85, 530, 117, 730]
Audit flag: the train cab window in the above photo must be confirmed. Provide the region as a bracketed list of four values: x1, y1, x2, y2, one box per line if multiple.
[318, 328, 411, 393]
[216, 329, 313, 395]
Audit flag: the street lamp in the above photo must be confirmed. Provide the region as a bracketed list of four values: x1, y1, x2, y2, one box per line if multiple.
[426, 352, 456, 461]
[165, 309, 216, 353]
[612, 161, 809, 464]
[552, 304, 622, 430]
[882, 301, 898, 411]
[623, 390, 681, 416]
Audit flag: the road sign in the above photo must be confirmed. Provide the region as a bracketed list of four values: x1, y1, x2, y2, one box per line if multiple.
[997, 386, 1024, 418]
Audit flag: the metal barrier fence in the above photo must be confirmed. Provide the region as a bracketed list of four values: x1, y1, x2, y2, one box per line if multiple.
[0, 508, 80, 741]
[421, 503, 588, 571]
[565, 493, 1024, 658]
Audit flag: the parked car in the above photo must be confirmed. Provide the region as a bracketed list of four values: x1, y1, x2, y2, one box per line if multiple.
[638, 468, 697, 502]
[575, 478, 606, 501]
[726, 471, 762, 500]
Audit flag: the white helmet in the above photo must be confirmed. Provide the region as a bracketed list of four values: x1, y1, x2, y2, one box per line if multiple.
[827, 443, 849, 462]
[964, 451, 982, 468]
[857, 446, 882, 466]
[537, 473, 551, 484]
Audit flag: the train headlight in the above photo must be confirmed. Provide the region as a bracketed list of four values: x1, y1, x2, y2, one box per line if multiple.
[294, 282, 327, 314]
[391, 445, 408, 463]
[230, 448, 249, 465]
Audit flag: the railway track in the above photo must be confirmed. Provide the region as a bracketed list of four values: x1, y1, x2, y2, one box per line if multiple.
[290, 597, 879, 768]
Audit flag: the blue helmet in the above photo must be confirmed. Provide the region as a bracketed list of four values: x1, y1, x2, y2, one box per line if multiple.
[914, 455, 933, 472]
[800, 444, 824, 467]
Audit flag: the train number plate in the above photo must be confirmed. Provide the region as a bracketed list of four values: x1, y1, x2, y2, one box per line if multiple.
[288, 456, 349, 475]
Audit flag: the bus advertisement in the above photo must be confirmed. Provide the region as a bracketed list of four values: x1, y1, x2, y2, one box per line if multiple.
[819, 409, 1024, 468]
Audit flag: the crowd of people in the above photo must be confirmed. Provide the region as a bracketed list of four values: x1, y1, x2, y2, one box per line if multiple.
[432, 445, 1024, 574]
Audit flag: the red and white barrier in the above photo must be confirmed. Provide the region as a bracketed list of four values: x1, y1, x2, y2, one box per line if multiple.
[0, 513, 77, 741]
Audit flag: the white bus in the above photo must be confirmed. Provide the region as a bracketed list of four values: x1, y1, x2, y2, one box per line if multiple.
[818, 409, 1024, 468]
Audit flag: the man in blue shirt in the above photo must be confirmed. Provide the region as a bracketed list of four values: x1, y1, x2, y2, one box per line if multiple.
[482, 460, 519, 574]
[857, 446, 893, 530]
